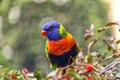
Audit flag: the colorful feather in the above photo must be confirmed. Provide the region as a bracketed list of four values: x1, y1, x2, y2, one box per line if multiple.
[41, 20, 79, 69]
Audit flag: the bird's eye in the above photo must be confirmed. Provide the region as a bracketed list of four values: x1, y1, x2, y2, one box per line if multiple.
[49, 26, 54, 31]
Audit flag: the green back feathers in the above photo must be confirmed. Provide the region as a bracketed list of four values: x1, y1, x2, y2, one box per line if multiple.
[45, 40, 58, 70]
[45, 40, 49, 59]
[59, 24, 67, 38]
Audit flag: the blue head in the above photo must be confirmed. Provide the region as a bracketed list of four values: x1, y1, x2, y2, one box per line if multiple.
[41, 20, 62, 41]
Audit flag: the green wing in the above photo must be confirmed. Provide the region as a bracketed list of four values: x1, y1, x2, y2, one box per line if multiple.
[45, 40, 49, 59]
[45, 40, 57, 70]
[59, 24, 67, 38]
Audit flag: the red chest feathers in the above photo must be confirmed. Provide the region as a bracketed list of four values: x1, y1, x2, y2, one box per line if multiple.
[48, 33, 76, 55]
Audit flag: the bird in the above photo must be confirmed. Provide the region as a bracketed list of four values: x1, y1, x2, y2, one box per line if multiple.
[41, 20, 79, 69]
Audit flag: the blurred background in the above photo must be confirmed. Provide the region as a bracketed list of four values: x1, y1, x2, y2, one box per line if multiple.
[0, 0, 118, 76]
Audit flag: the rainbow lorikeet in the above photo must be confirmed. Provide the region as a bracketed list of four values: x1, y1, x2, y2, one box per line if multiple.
[41, 20, 79, 69]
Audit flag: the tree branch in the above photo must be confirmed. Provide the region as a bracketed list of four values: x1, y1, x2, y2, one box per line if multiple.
[99, 57, 120, 75]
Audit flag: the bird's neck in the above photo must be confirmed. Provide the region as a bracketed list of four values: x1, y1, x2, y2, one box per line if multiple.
[48, 34, 67, 41]
[48, 36, 61, 41]
[48, 32, 67, 41]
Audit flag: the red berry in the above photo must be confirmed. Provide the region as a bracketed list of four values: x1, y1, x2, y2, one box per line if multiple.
[86, 76, 94, 80]
[63, 75, 71, 80]
[10, 74, 16, 80]
[85, 64, 94, 72]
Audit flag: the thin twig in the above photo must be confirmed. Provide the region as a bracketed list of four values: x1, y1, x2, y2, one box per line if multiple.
[101, 55, 114, 62]
[99, 58, 120, 75]
[104, 57, 120, 69]
[94, 55, 114, 66]
[94, 54, 119, 66]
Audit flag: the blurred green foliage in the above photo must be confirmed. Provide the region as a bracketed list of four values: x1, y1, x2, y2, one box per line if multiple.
[0, 0, 109, 75]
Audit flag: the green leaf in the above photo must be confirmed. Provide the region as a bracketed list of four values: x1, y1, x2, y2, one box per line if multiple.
[3, 68, 10, 75]
[34, 67, 42, 80]
[85, 55, 94, 63]
[67, 69, 83, 80]
[98, 22, 120, 32]
[1, 68, 10, 80]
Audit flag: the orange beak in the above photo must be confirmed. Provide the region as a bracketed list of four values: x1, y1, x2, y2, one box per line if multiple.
[41, 30, 47, 36]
